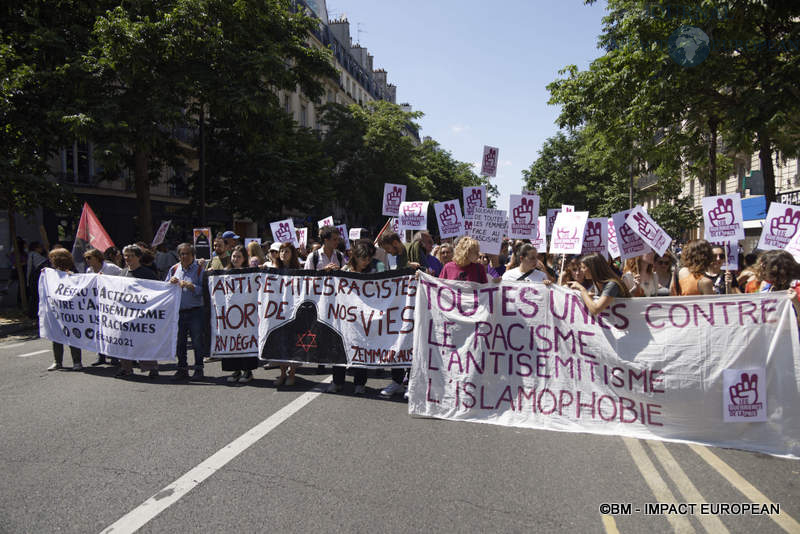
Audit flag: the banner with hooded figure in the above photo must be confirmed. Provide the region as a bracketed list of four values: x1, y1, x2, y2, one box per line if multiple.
[409, 274, 800, 459]
[38, 269, 180, 361]
[257, 268, 417, 367]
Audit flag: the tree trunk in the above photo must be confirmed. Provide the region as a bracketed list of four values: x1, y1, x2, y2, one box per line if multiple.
[758, 130, 776, 204]
[8, 202, 29, 313]
[199, 104, 206, 226]
[707, 117, 718, 196]
[134, 149, 153, 242]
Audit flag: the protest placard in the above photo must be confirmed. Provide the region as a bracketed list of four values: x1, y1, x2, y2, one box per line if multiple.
[508, 194, 540, 239]
[244, 238, 260, 248]
[625, 207, 672, 257]
[531, 216, 547, 252]
[382, 183, 407, 216]
[582, 218, 608, 258]
[409, 274, 800, 459]
[349, 228, 364, 241]
[611, 209, 648, 260]
[151, 220, 171, 247]
[703, 194, 745, 242]
[434, 199, 466, 239]
[757, 202, 800, 250]
[270, 218, 299, 247]
[549, 211, 588, 255]
[469, 207, 507, 255]
[336, 224, 351, 250]
[481, 145, 499, 177]
[607, 218, 620, 259]
[296, 227, 308, 249]
[398, 201, 429, 232]
[318, 216, 335, 228]
[462, 186, 487, 218]
[193, 227, 211, 259]
[546, 209, 561, 236]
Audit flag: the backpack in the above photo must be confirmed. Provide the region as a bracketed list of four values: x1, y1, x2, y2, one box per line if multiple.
[311, 249, 344, 270]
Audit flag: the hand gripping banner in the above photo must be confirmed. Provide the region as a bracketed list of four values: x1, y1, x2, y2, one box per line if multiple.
[409, 273, 800, 459]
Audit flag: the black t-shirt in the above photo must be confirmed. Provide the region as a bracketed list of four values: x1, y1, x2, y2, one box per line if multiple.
[126, 266, 158, 280]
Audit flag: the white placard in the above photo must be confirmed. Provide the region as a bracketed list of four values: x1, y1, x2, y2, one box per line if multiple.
[785, 226, 800, 262]
[382, 183, 407, 216]
[244, 238, 260, 248]
[625, 206, 672, 257]
[336, 224, 351, 250]
[481, 145, 499, 177]
[549, 211, 588, 254]
[296, 228, 308, 249]
[317, 216, 335, 229]
[582, 218, 609, 259]
[270, 218, 299, 247]
[607, 218, 620, 259]
[723, 368, 767, 422]
[703, 194, 745, 242]
[508, 194, 540, 239]
[469, 207, 507, 256]
[546, 209, 561, 236]
[398, 201, 429, 232]
[349, 228, 364, 241]
[462, 186, 487, 218]
[562, 205, 574, 213]
[151, 220, 171, 247]
[434, 199, 466, 239]
[611, 209, 648, 260]
[531, 215, 547, 252]
[757, 202, 800, 251]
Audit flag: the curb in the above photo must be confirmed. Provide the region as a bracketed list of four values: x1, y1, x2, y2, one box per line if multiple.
[0, 323, 37, 339]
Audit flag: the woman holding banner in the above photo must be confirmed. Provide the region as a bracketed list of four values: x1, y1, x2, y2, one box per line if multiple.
[46, 249, 83, 371]
[675, 240, 715, 296]
[567, 253, 630, 316]
[273, 242, 302, 387]
[222, 246, 259, 384]
[622, 250, 658, 297]
[439, 237, 488, 283]
[117, 245, 160, 378]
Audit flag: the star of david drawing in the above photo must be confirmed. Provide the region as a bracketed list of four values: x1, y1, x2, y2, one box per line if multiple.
[296, 330, 318, 352]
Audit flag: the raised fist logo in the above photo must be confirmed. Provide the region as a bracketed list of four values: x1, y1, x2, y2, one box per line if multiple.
[484, 148, 497, 168]
[439, 203, 459, 225]
[464, 220, 473, 232]
[556, 226, 577, 240]
[403, 202, 423, 216]
[769, 208, 800, 239]
[608, 222, 618, 247]
[512, 197, 535, 225]
[729, 373, 758, 405]
[632, 212, 657, 240]
[386, 187, 403, 211]
[584, 221, 602, 248]
[466, 189, 483, 210]
[548, 210, 560, 231]
[275, 222, 292, 242]
[618, 222, 637, 244]
[709, 198, 735, 226]
[391, 218, 400, 232]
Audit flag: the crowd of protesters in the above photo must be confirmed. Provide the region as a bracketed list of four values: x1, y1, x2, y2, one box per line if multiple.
[22, 224, 800, 400]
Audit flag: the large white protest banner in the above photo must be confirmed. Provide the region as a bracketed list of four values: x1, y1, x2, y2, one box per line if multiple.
[382, 183, 407, 216]
[409, 274, 800, 458]
[531, 216, 547, 252]
[207, 270, 262, 357]
[757, 202, 800, 251]
[703, 194, 745, 242]
[257, 269, 417, 367]
[434, 199, 466, 239]
[508, 194, 539, 239]
[270, 218, 299, 247]
[625, 206, 672, 257]
[38, 269, 180, 361]
[468, 207, 507, 256]
[481, 146, 499, 177]
[581, 218, 608, 258]
[398, 201, 429, 232]
[611, 209, 648, 260]
[462, 186, 487, 218]
[607, 219, 620, 259]
[549, 211, 588, 255]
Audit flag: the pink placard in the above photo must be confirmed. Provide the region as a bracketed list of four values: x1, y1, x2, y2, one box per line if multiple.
[434, 199, 466, 239]
[508, 194, 540, 239]
[481, 145, 499, 177]
[625, 206, 672, 257]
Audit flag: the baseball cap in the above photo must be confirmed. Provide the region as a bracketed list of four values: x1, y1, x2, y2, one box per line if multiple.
[270, 242, 281, 252]
[222, 230, 240, 240]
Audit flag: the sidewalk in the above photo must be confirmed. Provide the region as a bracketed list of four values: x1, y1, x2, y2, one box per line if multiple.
[0, 308, 37, 338]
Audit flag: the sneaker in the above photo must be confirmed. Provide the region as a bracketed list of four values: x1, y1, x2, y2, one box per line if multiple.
[191, 369, 204, 381]
[171, 369, 189, 381]
[274, 374, 286, 387]
[227, 370, 242, 383]
[326, 383, 343, 393]
[380, 381, 405, 397]
[286, 375, 295, 387]
[353, 385, 366, 395]
[238, 370, 253, 384]
[205, 357, 220, 363]
[148, 369, 159, 379]
[72, 363, 83, 371]
[47, 362, 63, 371]
[403, 390, 409, 401]
[90, 358, 106, 367]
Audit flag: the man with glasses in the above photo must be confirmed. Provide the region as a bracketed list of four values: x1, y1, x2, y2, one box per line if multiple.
[167, 243, 207, 380]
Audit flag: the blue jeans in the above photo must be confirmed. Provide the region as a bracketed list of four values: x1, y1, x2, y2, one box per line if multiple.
[177, 307, 206, 370]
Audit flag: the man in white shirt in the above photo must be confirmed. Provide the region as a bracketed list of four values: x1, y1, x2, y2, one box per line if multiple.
[304, 226, 344, 270]
[502, 243, 548, 282]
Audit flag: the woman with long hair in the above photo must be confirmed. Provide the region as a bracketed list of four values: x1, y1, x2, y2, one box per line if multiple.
[273, 242, 302, 387]
[247, 241, 266, 268]
[567, 253, 631, 316]
[751, 250, 800, 326]
[45, 249, 83, 371]
[439, 237, 487, 283]
[676, 240, 715, 295]
[222, 245, 259, 384]
[622, 249, 658, 297]
[653, 252, 675, 296]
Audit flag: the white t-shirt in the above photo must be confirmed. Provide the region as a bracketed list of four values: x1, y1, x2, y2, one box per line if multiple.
[502, 267, 546, 282]
[86, 262, 123, 276]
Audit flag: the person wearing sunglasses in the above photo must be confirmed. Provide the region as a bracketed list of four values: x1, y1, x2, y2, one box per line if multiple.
[707, 245, 739, 294]
[653, 252, 674, 296]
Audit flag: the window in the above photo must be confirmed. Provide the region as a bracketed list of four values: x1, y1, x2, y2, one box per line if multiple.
[300, 104, 307, 127]
[62, 141, 93, 184]
[689, 178, 695, 198]
[719, 177, 726, 194]
[284, 94, 291, 115]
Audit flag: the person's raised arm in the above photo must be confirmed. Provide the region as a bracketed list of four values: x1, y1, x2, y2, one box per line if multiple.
[568, 281, 615, 316]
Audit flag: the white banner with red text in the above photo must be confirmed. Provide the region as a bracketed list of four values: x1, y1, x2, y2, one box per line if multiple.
[409, 273, 800, 459]
[38, 269, 180, 361]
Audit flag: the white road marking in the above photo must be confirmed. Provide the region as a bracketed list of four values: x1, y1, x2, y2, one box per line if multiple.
[0, 342, 33, 350]
[17, 349, 50, 358]
[622, 437, 695, 533]
[99, 376, 333, 534]
[689, 444, 800, 533]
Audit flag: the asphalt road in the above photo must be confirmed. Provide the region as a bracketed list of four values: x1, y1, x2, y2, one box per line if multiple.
[1, 334, 798, 534]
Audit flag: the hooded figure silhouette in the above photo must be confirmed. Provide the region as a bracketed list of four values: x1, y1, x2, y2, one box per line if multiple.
[262, 301, 347, 364]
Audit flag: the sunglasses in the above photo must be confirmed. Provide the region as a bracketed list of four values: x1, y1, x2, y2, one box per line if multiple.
[655, 260, 670, 265]
[714, 253, 726, 259]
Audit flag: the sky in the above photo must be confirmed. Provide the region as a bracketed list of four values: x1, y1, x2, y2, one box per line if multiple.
[325, 0, 609, 210]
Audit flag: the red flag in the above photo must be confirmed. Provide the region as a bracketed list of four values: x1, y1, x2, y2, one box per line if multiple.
[72, 203, 114, 270]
